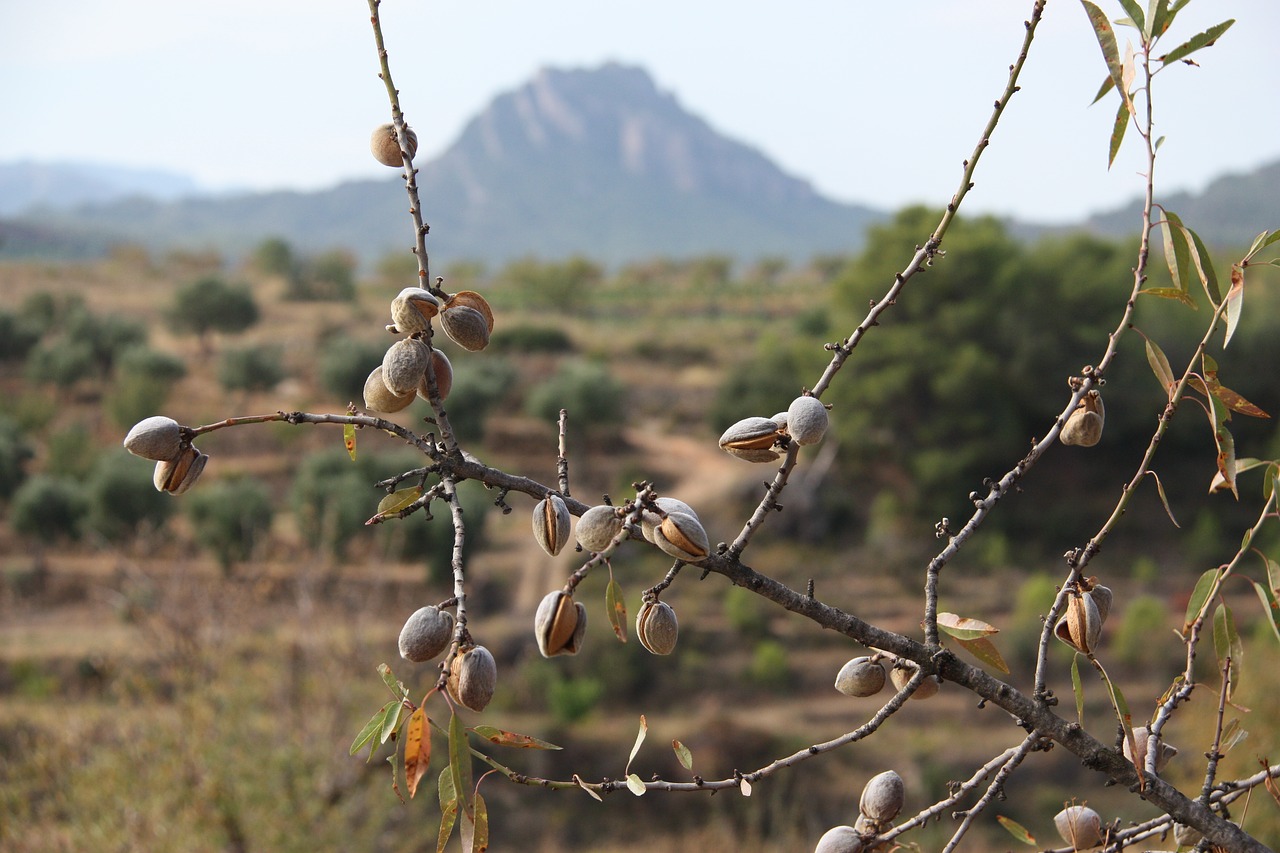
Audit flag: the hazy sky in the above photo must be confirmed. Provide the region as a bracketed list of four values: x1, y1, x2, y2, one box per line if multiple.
[2, 1, 1276, 224]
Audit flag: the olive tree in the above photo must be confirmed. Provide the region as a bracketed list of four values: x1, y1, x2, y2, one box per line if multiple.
[118, 2, 1280, 851]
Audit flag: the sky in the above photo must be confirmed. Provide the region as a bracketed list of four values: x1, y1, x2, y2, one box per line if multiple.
[2, 0, 1277, 224]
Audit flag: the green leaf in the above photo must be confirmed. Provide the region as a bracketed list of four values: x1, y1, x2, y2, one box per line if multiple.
[1249, 581, 1280, 645]
[380, 699, 403, 745]
[460, 791, 488, 853]
[1108, 97, 1128, 168]
[1165, 211, 1210, 297]
[625, 714, 648, 776]
[1081, 2, 1128, 107]
[449, 711, 474, 821]
[605, 576, 627, 643]
[1144, 337, 1175, 399]
[1210, 421, 1238, 497]
[1144, 470, 1180, 528]
[387, 747, 403, 803]
[1158, 19, 1235, 64]
[378, 662, 405, 699]
[1186, 226, 1221, 305]
[1184, 569, 1220, 633]
[1268, 555, 1280, 597]
[673, 739, 694, 771]
[343, 423, 357, 460]
[1097, 662, 1137, 778]
[1138, 286, 1197, 307]
[1213, 602, 1244, 699]
[350, 700, 397, 759]
[376, 486, 423, 517]
[626, 773, 647, 796]
[1117, 0, 1144, 31]
[936, 612, 999, 640]
[1071, 654, 1085, 725]
[469, 726, 561, 750]
[438, 764, 456, 810]
[955, 636, 1011, 675]
[1090, 73, 1115, 105]
[997, 815, 1038, 845]
[1159, 213, 1196, 297]
[436, 798, 458, 853]
[1145, 0, 1169, 39]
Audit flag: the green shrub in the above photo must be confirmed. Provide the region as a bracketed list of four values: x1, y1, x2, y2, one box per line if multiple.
[85, 451, 173, 542]
[185, 478, 275, 572]
[0, 415, 34, 501]
[0, 312, 43, 361]
[166, 276, 260, 341]
[10, 475, 89, 543]
[219, 345, 286, 392]
[445, 358, 518, 442]
[525, 360, 624, 433]
[317, 337, 386, 404]
[489, 325, 574, 354]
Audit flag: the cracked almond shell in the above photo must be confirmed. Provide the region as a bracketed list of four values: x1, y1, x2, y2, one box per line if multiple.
[719, 416, 783, 462]
[653, 511, 709, 562]
[640, 497, 698, 543]
[447, 644, 497, 712]
[388, 286, 439, 335]
[532, 494, 571, 556]
[636, 600, 678, 655]
[535, 591, 587, 657]
[153, 444, 207, 495]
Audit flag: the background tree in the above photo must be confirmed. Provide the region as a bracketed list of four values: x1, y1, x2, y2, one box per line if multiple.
[166, 275, 260, 351]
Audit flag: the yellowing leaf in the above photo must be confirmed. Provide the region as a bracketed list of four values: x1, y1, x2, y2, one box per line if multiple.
[343, 423, 357, 460]
[436, 798, 458, 853]
[997, 815, 1037, 845]
[993, 809, 1034, 845]
[936, 612, 999, 640]
[955, 635, 1010, 674]
[626, 773, 647, 797]
[672, 740, 693, 771]
[405, 707, 429, 799]
[377, 486, 424, 516]
[469, 726, 561, 750]
[573, 774, 603, 802]
[606, 576, 627, 643]
[625, 715, 647, 777]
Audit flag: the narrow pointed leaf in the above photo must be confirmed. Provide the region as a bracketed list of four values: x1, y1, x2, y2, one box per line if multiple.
[625, 715, 647, 776]
[1210, 423, 1237, 497]
[1098, 663, 1138, 782]
[1081, 2, 1129, 112]
[350, 700, 396, 759]
[471, 792, 489, 852]
[1107, 96, 1127, 168]
[936, 612, 1000, 640]
[626, 773, 647, 796]
[1117, 0, 1144, 31]
[1166, 211, 1209, 294]
[1213, 603, 1243, 699]
[1267, 555, 1280, 597]
[1090, 73, 1115, 105]
[378, 662, 405, 699]
[449, 711, 474, 821]
[955, 636, 1011, 674]
[1184, 569, 1220, 632]
[605, 577, 627, 643]
[1140, 334, 1175, 399]
[1186, 226, 1221, 305]
[573, 774, 603, 802]
[1138, 287, 1197, 307]
[387, 750, 404, 803]
[380, 700, 403, 745]
[1071, 654, 1085, 725]
[470, 726, 561, 750]
[1209, 384, 1270, 419]
[1250, 581, 1280, 645]
[673, 740, 694, 771]
[436, 799, 458, 853]
[1221, 718, 1248, 754]
[1158, 19, 1235, 64]
[1224, 266, 1244, 347]
[343, 423, 357, 460]
[997, 815, 1038, 845]
[438, 765, 456, 810]
[1144, 471, 1180, 527]
[405, 707, 429, 798]
[1146, 0, 1168, 39]
[1160, 213, 1195, 296]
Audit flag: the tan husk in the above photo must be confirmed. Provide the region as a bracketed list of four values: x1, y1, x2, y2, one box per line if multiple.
[388, 286, 439, 335]
[834, 657, 887, 698]
[440, 305, 491, 351]
[415, 349, 454, 403]
[370, 122, 418, 167]
[447, 644, 497, 712]
[575, 505, 624, 552]
[1061, 390, 1105, 447]
[398, 605, 455, 662]
[123, 416, 183, 461]
[363, 366, 416, 413]
[532, 495, 571, 556]
[636, 600, 678, 655]
[381, 337, 431, 396]
[1053, 805, 1104, 849]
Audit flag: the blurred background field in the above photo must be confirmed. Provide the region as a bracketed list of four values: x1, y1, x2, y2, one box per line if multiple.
[2, 212, 1280, 850]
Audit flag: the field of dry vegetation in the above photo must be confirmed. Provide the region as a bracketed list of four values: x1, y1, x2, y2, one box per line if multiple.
[2, 238, 1279, 850]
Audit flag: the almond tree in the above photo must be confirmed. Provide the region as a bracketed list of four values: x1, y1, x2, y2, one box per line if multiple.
[121, 1, 1280, 850]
